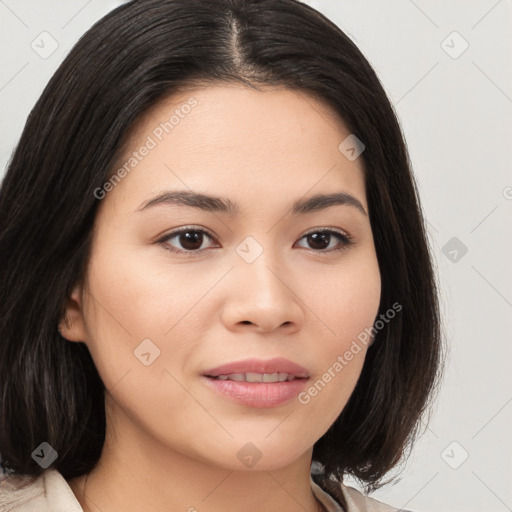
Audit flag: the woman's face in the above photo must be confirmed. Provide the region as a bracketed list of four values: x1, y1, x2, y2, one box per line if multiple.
[64, 84, 381, 472]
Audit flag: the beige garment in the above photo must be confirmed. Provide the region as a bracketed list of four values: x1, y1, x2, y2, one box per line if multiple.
[0, 468, 403, 512]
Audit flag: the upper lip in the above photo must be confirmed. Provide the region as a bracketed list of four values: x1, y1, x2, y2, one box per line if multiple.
[203, 358, 309, 378]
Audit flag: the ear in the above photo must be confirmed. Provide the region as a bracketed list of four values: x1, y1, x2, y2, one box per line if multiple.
[58, 283, 88, 343]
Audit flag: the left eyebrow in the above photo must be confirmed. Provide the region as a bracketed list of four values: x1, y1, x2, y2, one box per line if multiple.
[134, 190, 367, 217]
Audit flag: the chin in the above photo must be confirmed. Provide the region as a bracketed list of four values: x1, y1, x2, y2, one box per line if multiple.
[200, 439, 312, 473]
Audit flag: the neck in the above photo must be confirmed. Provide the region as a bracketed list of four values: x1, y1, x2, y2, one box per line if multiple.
[67, 406, 325, 512]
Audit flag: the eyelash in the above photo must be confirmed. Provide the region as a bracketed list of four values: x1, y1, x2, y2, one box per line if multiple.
[156, 226, 354, 257]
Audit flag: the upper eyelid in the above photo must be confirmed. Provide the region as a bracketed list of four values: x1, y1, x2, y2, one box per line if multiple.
[158, 225, 350, 241]
[157, 226, 353, 251]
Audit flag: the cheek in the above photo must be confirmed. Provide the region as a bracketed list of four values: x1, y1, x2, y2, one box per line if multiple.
[83, 239, 189, 332]
[306, 254, 381, 347]
[80, 239, 220, 389]
[295, 255, 380, 424]
[80, 252, 198, 436]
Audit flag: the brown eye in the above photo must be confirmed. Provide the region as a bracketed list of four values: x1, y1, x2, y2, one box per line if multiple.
[306, 232, 331, 250]
[157, 226, 353, 257]
[295, 229, 354, 253]
[158, 227, 218, 255]
[175, 230, 205, 251]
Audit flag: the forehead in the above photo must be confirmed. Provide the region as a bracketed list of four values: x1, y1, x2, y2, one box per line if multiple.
[105, 84, 367, 215]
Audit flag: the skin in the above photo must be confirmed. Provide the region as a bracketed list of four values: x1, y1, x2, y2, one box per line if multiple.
[61, 84, 381, 512]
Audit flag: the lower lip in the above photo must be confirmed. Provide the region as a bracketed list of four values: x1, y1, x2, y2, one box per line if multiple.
[202, 376, 309, 408]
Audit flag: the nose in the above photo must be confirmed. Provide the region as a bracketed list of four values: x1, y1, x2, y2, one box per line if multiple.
[220, 254, 304, 334]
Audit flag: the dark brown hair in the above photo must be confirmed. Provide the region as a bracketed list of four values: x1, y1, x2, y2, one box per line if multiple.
[0, 0, 443, 493]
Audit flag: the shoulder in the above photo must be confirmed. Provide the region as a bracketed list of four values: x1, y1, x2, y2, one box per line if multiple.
[0, 468, 82, 512]
[341, 483, 408, 512]
[312, 472, 410, 512]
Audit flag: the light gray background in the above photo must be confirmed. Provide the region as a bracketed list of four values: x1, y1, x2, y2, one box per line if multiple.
[1, 1, 511, 511]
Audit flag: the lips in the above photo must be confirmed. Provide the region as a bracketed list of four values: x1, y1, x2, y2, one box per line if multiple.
[201, 358, 310, 408]
[203, 357, 309, 380]
[214, 372, 298, 382]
